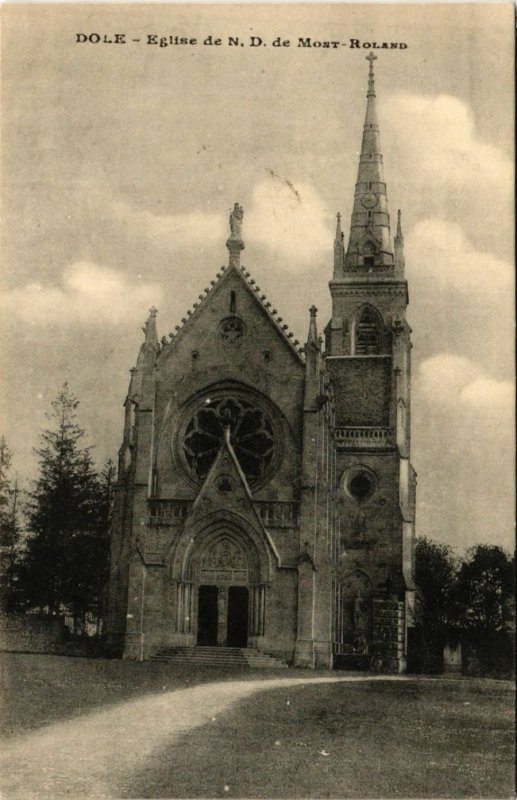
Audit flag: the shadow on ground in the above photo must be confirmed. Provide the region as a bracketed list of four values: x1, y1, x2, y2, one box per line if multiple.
[1, 653, 514, 799]
[123, 678, 515, 799]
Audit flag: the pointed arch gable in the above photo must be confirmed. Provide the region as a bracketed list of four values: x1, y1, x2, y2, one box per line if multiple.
[342, 569, 373, 595]
[167, 510, 275, 584]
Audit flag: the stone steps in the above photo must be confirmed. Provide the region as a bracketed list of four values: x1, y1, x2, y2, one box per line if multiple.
[150, 645, 289, 668]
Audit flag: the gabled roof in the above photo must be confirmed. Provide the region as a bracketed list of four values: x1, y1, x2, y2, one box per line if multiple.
[158, 263, 305, 364]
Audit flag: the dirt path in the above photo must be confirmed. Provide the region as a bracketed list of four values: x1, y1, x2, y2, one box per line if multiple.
[0, 674, 407, 799]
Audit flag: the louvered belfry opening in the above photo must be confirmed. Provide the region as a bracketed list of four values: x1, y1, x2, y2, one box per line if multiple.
[355, 307, 381, 355]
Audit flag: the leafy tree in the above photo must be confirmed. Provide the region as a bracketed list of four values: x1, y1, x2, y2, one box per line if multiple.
[453, 545, 514, 631]
[412, 539, 515, 677]
[451, 545, 515, 676]
[20, 385, 110, 627]
[409, 537, 458, 672]
[0, 437, 22, 611]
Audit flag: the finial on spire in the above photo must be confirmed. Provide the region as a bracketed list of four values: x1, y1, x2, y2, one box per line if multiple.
[366, 51, 377, 97]
[226, 202, 245, 268]
[396, 209, 403, 238]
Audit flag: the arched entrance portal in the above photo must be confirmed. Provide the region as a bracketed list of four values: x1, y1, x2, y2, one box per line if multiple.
[196, 537, 250, 647]
[171, 515, 272, 648]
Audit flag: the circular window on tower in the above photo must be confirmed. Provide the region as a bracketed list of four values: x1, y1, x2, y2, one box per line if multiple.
[343, 466, 377, 503]
[178, 391, 280, 489]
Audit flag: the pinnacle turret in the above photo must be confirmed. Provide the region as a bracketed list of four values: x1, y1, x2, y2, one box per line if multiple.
[394, 209, 405, 273]
[333, 212, 345, 276]
[344, 53, 393, 270]
[136, 306, 159, 375]
[307, 305, 319, 349]
[141, 306, 158, 347]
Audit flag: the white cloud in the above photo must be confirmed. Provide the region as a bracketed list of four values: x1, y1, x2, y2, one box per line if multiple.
[405, 218, 513, 296]
[109, 199, 227, 250]
[246, 176, 332, 265]
[3, 262, 163, 327]
[419, 353, 513, 412]
[385, 93, 512, 193]
[459, 378, 514, 411]
[78, 176, 331, 268]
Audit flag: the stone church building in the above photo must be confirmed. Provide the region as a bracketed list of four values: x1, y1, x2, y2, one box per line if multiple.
[107, 55, 416, 671]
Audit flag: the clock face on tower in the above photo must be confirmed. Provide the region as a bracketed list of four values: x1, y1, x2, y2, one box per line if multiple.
[182, 396, 276, 486]
[361, 193, 377, 209]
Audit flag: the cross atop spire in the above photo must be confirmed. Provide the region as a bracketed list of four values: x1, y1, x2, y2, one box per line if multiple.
[366, 52, 377, 97]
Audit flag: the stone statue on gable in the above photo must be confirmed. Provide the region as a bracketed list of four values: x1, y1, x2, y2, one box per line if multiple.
[229, 203, 244, 238]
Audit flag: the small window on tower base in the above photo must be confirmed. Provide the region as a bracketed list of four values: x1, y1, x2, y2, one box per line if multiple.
[364, 256, 374, 268]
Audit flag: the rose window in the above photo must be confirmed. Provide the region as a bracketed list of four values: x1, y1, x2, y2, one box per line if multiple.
[220, 317, 246, 343]
[183, 397, 275, 485]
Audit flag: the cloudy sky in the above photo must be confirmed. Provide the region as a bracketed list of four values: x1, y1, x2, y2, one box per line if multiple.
[1, 3, 514, 553]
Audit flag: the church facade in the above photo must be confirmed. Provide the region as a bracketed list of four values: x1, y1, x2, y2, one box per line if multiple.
[107, 55, 416, 672]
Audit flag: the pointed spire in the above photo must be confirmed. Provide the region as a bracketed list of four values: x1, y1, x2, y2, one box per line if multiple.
[226, 202, 245, 268]
[345, 53, 393, 270]
[333, 212, 344, 277]
[394, 209, 405, 273]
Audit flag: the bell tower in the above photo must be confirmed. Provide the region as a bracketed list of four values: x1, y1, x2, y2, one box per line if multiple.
[326, 53, 416, 673]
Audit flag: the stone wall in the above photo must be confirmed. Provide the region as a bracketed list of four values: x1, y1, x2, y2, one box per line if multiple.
[0, 613, 65, 653]
[328, 357, 391, 426]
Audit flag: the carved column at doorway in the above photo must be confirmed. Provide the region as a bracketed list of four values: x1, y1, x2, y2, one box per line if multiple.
[217, 586, 228, 646]
[249, 585, 266, 636]
[176, 582, 193, 633]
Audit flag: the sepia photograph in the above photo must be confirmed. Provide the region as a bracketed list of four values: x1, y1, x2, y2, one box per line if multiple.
[0, 3, 514, 798]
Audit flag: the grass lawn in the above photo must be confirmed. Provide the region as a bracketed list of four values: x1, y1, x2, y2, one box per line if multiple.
[1, 653, 514, 798]
[126, 678, 515, 799]
[1, 651, 282, 736]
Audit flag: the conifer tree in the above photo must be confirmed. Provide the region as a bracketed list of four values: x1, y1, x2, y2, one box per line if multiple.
[67, 459, 115, 631]
[21, 385, 103, 621]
